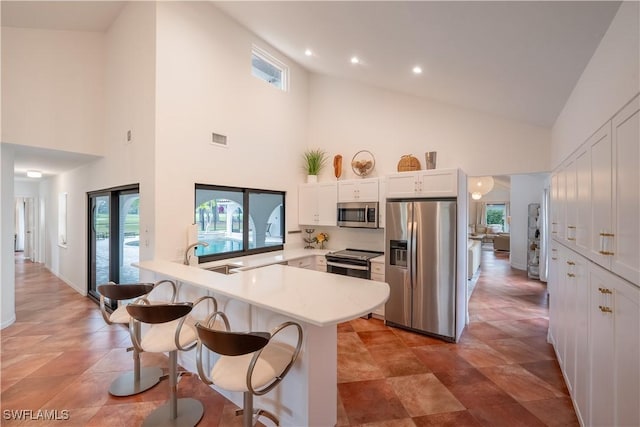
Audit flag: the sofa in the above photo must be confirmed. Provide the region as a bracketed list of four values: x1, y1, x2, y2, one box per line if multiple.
[468, 239, 481, 279]
[493, 233, 510, 252]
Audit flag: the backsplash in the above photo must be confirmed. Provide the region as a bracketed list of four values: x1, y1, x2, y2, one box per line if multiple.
[294, 226, 385, 252]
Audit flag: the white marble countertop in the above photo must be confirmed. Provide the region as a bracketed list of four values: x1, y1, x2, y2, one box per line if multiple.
[198, 248, 330, 271]
[135, 250, 389, 327]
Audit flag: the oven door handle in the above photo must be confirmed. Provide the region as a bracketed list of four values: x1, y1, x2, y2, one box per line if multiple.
[326, 261, 369, 271]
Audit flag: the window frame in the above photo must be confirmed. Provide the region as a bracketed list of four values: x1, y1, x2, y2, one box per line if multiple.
[195, 183, 286, 263]
[485, 203, 507, 231]
[251, 44, 289, 91]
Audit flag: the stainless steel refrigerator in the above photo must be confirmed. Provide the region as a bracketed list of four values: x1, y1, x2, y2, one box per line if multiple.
[385, 199, 457, 341]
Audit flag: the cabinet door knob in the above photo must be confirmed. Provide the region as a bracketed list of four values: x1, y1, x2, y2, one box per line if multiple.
[566, 261, 576, 265]
[598, 305, 613, 313]
[567, 273, 576, 277]
[598, 287, 612, 294]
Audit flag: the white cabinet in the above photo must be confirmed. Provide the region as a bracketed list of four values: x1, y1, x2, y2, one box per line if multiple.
[547, 241, 560, 348]
[588, 263, 640, 427]
[288, 256, 315, 270]
[337, 178, 379, 202]
[315, 255, 327, 272]
[298, 183, 337, 226]
[378, 177, 386, 229]
[369, 258, 385, 318]
[386, 169, 458, 198]
[551, 94, 639, 286]
[589, 122, 613, 269]
[611, 96, 640, 284]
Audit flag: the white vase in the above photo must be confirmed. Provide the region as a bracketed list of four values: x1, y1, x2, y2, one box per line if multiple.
[307, 175, 318, 184]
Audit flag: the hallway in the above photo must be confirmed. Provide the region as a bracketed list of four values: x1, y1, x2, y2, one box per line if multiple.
[0, 251, 577, 426]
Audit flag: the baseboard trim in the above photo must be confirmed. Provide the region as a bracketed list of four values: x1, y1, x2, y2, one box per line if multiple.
[1, 315, 16, 329]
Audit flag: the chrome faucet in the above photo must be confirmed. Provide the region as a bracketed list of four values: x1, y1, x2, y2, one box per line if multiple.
[183, 241, 209, 265]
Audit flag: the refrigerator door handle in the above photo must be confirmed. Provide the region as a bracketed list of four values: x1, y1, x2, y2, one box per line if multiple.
[411, 219, 418, 289]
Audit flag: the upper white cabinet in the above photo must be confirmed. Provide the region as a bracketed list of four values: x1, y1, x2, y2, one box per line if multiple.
[611, 96, 639, 285]
[298, 183, 337, 226]
[589, 122, 613, 268]
[386, 169, 458, 198]
[337, 177, 379, 202]
[551, 94, 639, 286]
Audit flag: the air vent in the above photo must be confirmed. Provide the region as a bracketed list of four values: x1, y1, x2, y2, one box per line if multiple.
[211, 132, 228, 147]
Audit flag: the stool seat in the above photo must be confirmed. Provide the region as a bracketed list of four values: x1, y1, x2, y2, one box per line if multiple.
[108, 304, 132, 324]
[127, 296, 221, 427]
[97, 281, 177, 397]
[211, 342, 296, 392]
[196, 320, 303, 426]
[139, 316, 197, 353]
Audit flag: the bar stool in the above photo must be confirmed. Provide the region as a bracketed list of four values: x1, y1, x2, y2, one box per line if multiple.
[127, 295, 220, 427]
[97, 280, 177, 396]
[196, 319, 303, 427]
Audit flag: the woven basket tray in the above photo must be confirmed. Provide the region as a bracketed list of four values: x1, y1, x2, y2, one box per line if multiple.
[397, 155, 421, 172]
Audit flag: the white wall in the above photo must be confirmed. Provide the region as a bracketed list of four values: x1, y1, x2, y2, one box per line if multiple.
[307, 74, 551, 181]
[551, 1, 639, 168]
[1, 27, 105, 156]
[1, 145, 16, 328]
[154, 2, 310, 260]
[510, 174, 546, 270]
[38, 2, 157, 292]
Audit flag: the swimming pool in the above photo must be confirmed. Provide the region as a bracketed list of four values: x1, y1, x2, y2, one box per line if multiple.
[195, 237, 243, 256]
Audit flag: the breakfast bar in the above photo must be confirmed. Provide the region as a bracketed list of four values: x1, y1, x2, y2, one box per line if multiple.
[135, 258, 390, 426]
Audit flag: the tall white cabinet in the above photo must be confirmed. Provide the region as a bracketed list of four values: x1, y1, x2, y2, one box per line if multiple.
[548, 94, 640, 426]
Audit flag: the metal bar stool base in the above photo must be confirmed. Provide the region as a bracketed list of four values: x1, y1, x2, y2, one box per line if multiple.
[108, 367, 163, 397]
[142, 398, 204, 427]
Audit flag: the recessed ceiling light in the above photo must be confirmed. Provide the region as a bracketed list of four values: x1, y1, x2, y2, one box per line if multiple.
[27, 170, 42, 178]
[304, 49, 313, 57]
[350, 56, 360, 64]
[412, 66, 423, 74]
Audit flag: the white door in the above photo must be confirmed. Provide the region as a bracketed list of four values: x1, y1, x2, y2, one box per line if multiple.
[589, 122, 612, 269]
[24, 197, 35, 260]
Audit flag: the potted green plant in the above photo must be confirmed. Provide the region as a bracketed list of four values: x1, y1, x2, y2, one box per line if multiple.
[303, 149, 327, 183]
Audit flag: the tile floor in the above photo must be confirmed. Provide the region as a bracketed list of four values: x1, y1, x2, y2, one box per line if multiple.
[1, 250, 577, 426]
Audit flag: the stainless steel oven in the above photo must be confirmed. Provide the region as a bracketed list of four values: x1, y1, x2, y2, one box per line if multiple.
[325, 249, 384, 279]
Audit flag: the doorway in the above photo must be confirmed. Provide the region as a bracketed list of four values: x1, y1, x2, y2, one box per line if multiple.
[14, 197, 37, 261]
[87, 184, 140, 302]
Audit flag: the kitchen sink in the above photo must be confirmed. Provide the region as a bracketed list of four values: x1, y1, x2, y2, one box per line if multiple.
[205, 264, 241, 275]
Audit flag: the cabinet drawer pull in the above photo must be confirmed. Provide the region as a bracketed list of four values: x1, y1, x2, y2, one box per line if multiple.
[552, 222, 558, 225]
[599, 232, 615, 237]
[599, 250, 615, 256]
[567, 226, 576, 229]
[598, 287, 612, 294]
[551, 257, 558, 260]
[551, 248, 557, 252]
[567, 273, 576, 278]
[566, 261, 575, 265]
[567, 238, 576, 241]
[551, 231, 558, 234]
[599, 305, 613, 313]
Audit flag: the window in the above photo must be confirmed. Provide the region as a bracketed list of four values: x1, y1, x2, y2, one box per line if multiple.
[195, 184, 285, 262]
[251, 45, 288, 91]
[486, 203, 506, 232]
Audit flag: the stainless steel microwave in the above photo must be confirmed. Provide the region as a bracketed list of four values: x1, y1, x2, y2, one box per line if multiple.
[337, 202, 379, 228]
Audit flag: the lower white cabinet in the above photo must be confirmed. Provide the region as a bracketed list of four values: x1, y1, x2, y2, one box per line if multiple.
[549, 243, 640, 427]
[370, 259, 385, 317]
[288, 257, 315, 270]
[588, 263, 640, 427]
[315, 255, 327, 272]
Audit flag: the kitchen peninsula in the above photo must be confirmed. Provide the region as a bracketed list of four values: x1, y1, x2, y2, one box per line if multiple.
[135, 251, 390, 426]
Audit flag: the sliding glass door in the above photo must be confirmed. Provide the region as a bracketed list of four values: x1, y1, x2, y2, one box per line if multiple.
[88, 185, 140, 302]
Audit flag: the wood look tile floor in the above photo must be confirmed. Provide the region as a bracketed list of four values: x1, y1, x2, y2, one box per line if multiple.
[1, 251, 577, 426]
